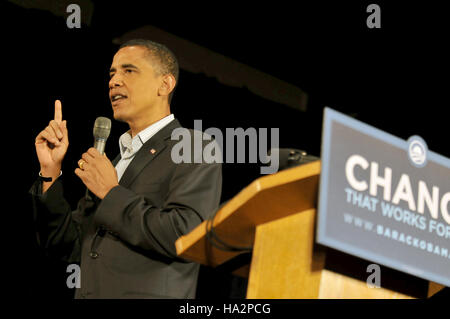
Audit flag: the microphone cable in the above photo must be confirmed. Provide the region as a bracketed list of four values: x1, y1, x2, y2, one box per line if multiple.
[205, 204, 253, 252]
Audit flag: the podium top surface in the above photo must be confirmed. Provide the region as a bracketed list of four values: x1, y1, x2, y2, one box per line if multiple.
[175, 160, 321, 267]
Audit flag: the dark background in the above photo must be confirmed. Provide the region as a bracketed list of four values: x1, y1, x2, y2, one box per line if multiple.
[2, 0, 448, 299]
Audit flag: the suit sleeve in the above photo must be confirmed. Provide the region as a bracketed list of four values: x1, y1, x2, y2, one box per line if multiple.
[93, 161, 222, 259]
[29, 179, 82, 263]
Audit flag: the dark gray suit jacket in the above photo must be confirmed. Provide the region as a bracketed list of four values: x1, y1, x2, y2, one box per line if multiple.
[30, 119, 222, 298]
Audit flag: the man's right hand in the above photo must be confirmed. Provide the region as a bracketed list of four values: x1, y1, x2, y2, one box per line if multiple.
[35, 100, 69, 185]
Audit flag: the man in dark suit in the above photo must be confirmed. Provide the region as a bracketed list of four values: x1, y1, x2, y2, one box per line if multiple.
[30, 39, 222, 298]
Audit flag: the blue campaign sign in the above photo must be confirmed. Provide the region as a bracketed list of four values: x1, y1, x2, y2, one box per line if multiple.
[317, 107, 450, 287]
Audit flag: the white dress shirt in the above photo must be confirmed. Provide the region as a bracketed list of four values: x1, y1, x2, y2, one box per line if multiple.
[115, 114, 175, 181]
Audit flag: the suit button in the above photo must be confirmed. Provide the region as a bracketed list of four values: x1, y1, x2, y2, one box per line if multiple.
[89, 252, 99, 259]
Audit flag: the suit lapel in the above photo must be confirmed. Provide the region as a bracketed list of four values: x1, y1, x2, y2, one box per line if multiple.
[117, 119, 181, 189]
[112, 153, 121, 166]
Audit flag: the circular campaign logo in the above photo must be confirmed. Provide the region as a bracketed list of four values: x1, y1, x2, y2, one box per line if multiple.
[407, 135, 428, 168]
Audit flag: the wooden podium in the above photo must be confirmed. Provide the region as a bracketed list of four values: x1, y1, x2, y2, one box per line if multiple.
[175, 160, 444, 298]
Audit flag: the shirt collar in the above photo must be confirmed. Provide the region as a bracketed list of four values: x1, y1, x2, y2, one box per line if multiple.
[119, 114, 175, 159]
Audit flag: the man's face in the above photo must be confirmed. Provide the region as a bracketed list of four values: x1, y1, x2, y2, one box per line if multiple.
[109, 46, 162, 123]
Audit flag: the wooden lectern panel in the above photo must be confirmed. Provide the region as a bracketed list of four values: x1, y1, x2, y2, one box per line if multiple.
[175, 161, 321, 267]
[247, 209, 423, 299]
[428, 282, 445, 297]
[247, 209, 325, 298]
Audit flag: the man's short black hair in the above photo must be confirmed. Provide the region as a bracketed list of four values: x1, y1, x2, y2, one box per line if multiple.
[119, 39, 179, 103]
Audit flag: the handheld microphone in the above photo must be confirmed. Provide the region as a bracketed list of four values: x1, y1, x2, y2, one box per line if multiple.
[93, 117, 112, 154]
[85, 117, 112, 200]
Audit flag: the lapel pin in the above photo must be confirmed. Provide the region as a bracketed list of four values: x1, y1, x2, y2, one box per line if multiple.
[150, 148, 156, 154]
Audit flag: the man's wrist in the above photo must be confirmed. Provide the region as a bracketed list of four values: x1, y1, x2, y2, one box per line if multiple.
[98, 183, 120, 200]
[40, 169, 62, 194]
[39, 170, 62, 182]
[40, 166, 62, 179]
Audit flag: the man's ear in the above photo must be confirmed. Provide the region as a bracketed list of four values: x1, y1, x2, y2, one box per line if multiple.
[158, 74, 176, 97]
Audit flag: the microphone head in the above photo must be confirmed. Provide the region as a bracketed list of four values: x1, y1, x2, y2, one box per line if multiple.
[266, 148, 319, 171]
[93, 117, 111, 140]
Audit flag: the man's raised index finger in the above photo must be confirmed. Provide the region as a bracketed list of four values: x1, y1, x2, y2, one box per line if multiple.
[54, 99, 62, 123]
